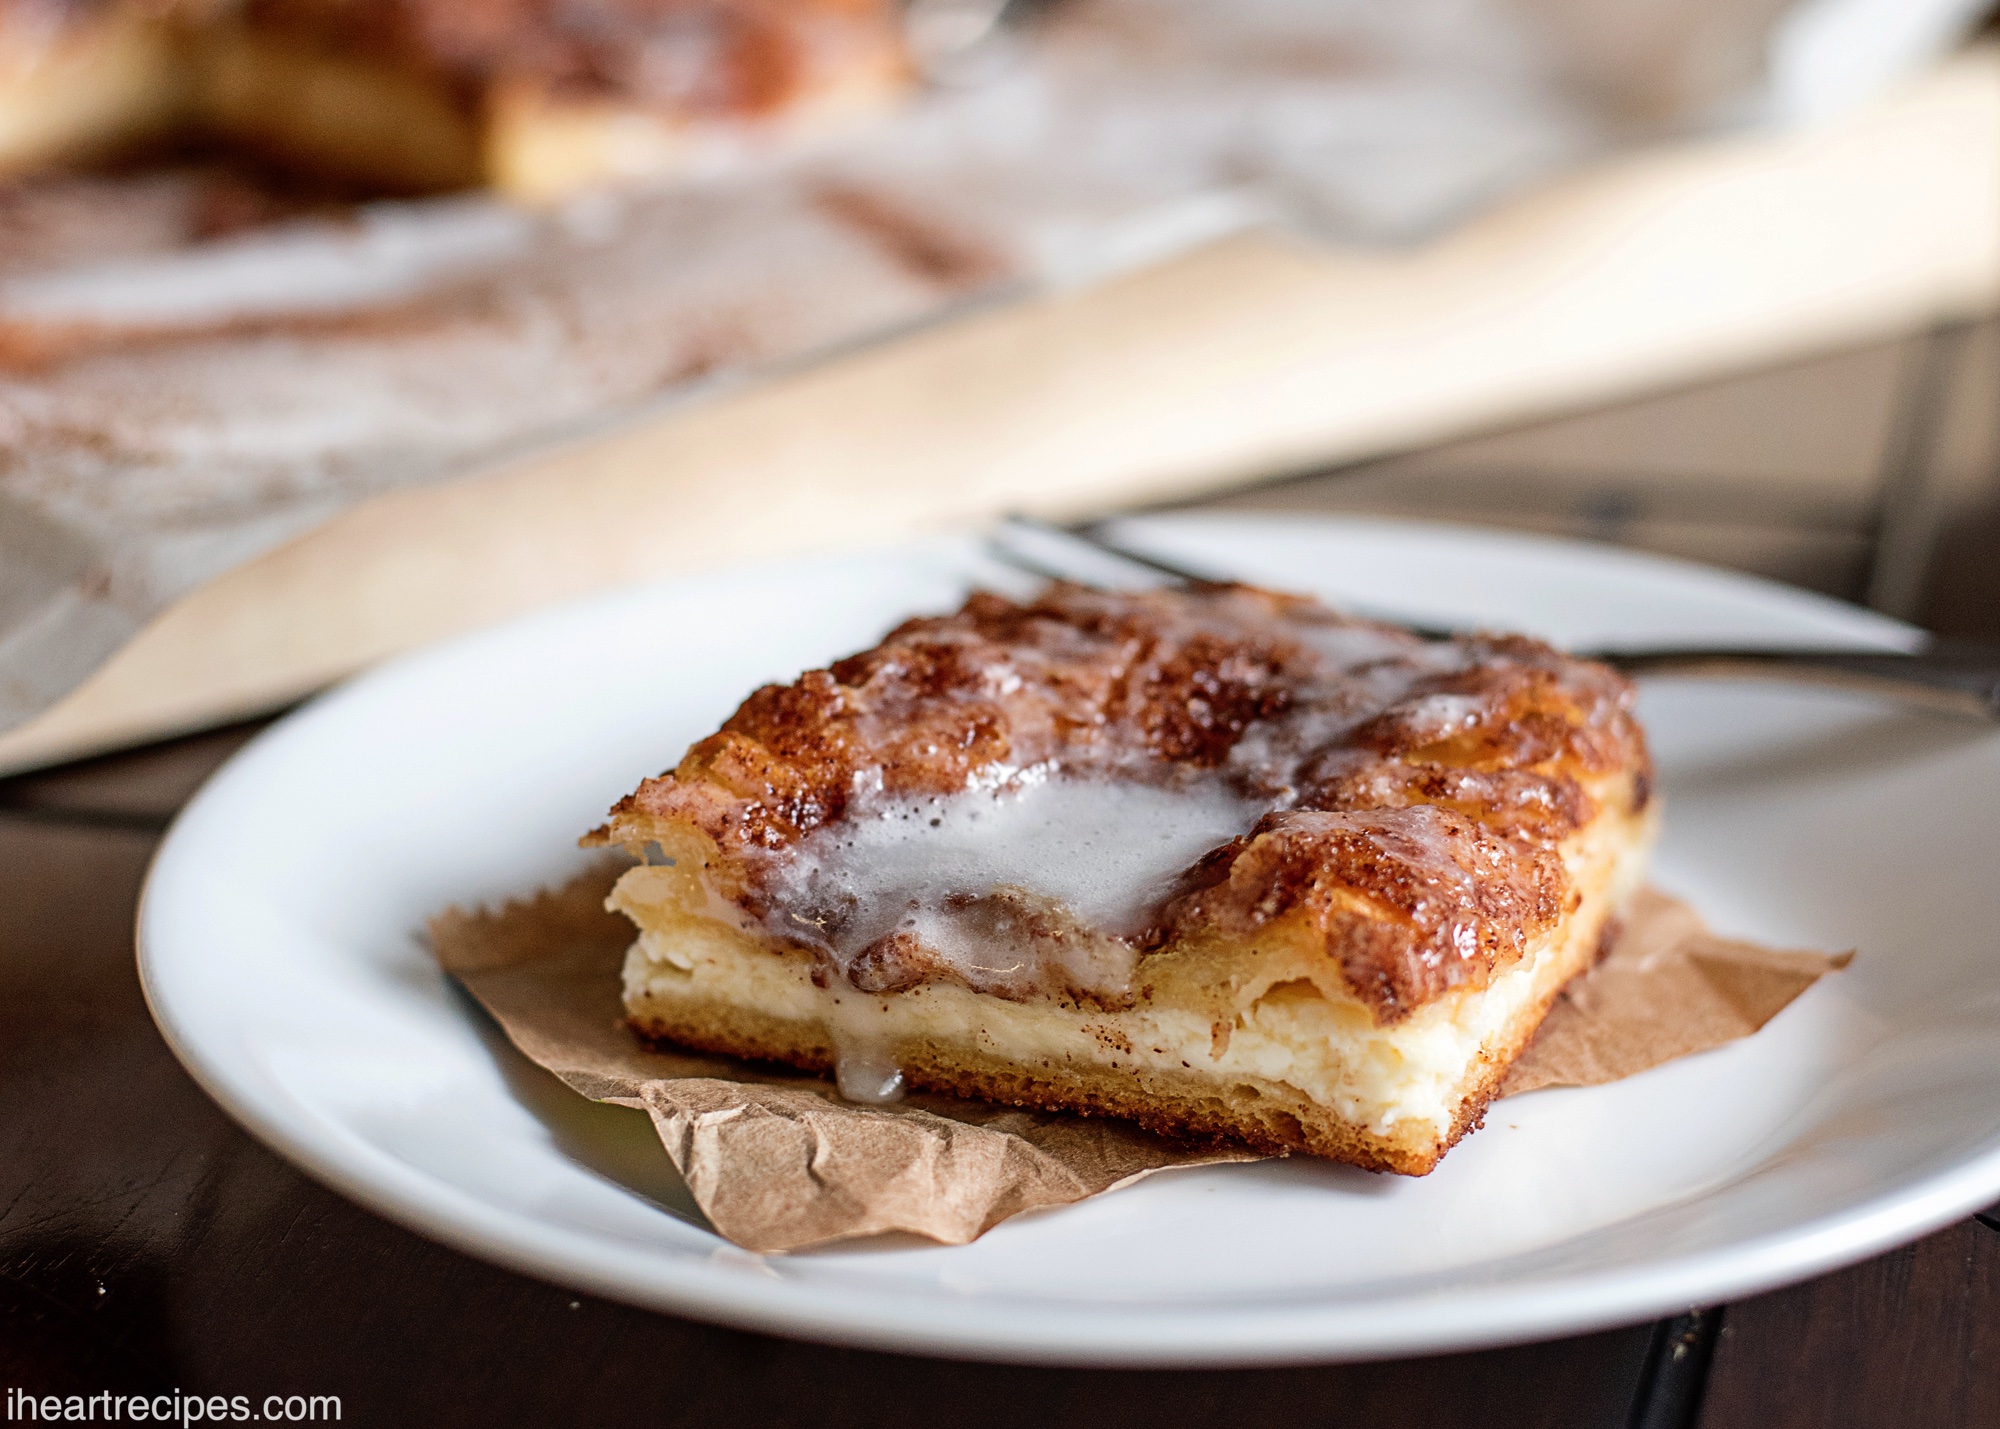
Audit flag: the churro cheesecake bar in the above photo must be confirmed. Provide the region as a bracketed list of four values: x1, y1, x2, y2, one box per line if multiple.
[591, 582, 1656, 1174]
[0, 1, 190, 180]
[200, 0, 915, 199]
[0, 0, 913, 198]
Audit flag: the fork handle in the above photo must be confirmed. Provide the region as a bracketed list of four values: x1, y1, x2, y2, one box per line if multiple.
[1014, 517, 2000, 722]
[1592, 644, 2000, 720]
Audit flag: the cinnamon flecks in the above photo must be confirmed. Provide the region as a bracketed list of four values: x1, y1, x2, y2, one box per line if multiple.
[1162, 805, 1567, 1021]
[812, 184, 1007, 287]
[596, 582, 1652, 1018]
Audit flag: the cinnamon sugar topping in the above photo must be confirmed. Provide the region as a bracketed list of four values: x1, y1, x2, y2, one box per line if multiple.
[600, 583, 1651, 1020]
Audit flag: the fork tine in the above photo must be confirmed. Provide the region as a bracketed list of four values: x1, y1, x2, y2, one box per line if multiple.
[1065, 518, 1226, 584]
[998, 514, 1468, 640]
[996, 513, 1220, 585]
[988, 514, 1185, 589]
[980, 535, 1079, 586]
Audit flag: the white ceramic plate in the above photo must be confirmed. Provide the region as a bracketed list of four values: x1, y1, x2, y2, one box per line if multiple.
[138, 514, 2000, 1365]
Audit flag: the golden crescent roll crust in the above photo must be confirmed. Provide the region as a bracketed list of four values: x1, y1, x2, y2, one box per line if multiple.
[595, 582, 1651, 1023]
[596, 582, 1656, 1174]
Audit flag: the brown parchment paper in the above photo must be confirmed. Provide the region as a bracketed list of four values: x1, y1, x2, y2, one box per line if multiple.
[1501, 886, 1853, 1094]
[429, 867, 1848, 1253]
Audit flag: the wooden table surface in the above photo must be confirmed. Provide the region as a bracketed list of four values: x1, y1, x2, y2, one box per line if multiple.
[1, 722, 1996, 1428]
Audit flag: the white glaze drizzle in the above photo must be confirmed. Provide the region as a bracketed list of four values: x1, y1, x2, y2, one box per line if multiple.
[712, 594, 1563, 1097]
[771, 773, 1262, 1001]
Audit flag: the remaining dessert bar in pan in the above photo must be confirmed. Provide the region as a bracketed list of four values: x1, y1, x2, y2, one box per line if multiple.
[0, 0, 912, 197]
[0, 2, 188, 179]
[201, 0, 914, 198]
[592, 581, 1656, 1174]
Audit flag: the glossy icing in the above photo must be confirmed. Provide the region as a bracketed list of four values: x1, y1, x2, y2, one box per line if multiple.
[601, 582, 1650, 1020]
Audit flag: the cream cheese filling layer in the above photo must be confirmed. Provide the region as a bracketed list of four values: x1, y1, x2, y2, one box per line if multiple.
[614, 850, 1626, 1141]
[614, 793, 1653, 1145]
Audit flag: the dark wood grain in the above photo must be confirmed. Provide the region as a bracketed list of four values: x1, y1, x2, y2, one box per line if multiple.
[1698, 1221, 2000, 1429]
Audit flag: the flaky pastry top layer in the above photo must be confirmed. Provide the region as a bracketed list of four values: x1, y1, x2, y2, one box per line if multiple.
[596, 582, 1652, 1020]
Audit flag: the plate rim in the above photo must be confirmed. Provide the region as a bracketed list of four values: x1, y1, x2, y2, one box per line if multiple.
[135, 512, 2000, 1365]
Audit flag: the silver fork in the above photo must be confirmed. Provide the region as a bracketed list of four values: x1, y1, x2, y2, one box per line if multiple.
[986, 516, 2000, 721]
